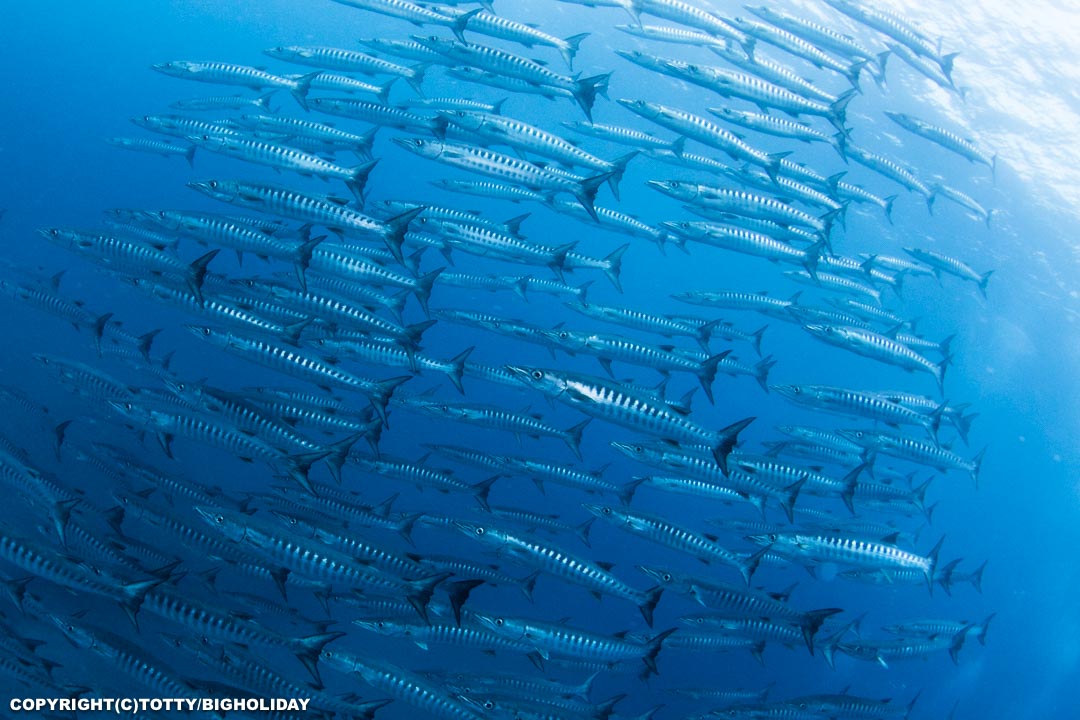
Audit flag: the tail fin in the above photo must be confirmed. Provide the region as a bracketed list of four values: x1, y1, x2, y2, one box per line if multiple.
[605, 151, 638, 200]
[637, 585, 664, 628]
[601, 243, 629, 292]
[924, 535, 946, 594]
[883, 194, 898, 223]
[345, 160, 379, 202]
[575, 517, 595, 546]
[470, 475, 499, 511]
[405, 572, 453, 624]
[374, 78, 397, 104]
[948, 627, 967, 665]
[381, 205, 425, 265]
[572, 73, 611, 122]
[799, 608, 844, 655]
[186, 249, 220, 305]
[712, 417, 755, 474]
[184, 144, 196, 168]
[560, 32, 591, 70]
[503, 212, 531, 237]
[290, 71, 321, 111]
[695, 351, 728, 404]
[443, 346, 474, 394]
[764, 151, 792, 183]
[291, 631, 344, 687]
[617, 477, 648, 507]
[828, 89, 856, 134]
[778, 477, 805, 524]
[752, 356, 776, 393]
[451, 8, 484, 43]
[406, 64, 428, 95]
[135, 328, 162, 362]
[593, 694, 626, 720]
[563, 418, 590, 460]
[969, 447, 986, 489]
[640, 627, 676, 676]
[518, 570, 541, 602]
[255, 91, 276, 113]
[839, 463, 866, 516]
[117, 577, 166, 632]
[292, 234, 325, 292]
[323, 432, 364, 485]
[412, 268, 444, 316]
[575, 171, 615, 221]
[368, 375, 412, 425]
[975, 612, 995, 646]
[977, 270, 993, 298]
[940, 52, 960, 82]
[444, 578, 483, 626]
[738, 546, 768, 586]
[969, 560, 986, 594]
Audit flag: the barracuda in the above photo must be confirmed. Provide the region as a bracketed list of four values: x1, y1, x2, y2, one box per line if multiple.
[585, 504, 766, 584]
[320, 648, 487, 720]
[429, 6, 589, 69]
[663, 221, 826, 276]
[845, 143, 934, 204]
[196, 506, 450, 619]
[648, 181, 836, 236]
[265, 44, 426, 92]
[308, 97, 442, 135]
[620, 99, 788, 180]
[171, 92, 275, 112]
[498, 454, 619, 497]
[626, 0, 747, 47]
[803, 324, 946, 392]
[412, 36, 610, 120]
[184, 325, 409, 423]
[152, 60, 318, 109]
[51, 618, 196, 700]
[237, 113, 377, 157]
[396, 395, 589, 459]
[474, 612, 676, 676]
[394, 137, 611, 220]
[562, 120, 677, 150]
[886, 111, 995, 174]
[506, 365, 753, 471]
[331, 0, 478, 42]
[838, 428, 985, 486]
[672, 289, 802, 321]
[750, 531, 944, 592]
[539, 326, 728, 402]
[453, 519, 663, 626]
[746, 6, 881, 64]
[188, 132, 377, 199]
[773, 383, 942, 439]
[709, 106, 845, 155]
[637, 565, 841, 653]
[656, 62, 854, 132]
[905, 247, 993, 297]
[106, 136, 195, 165]
[351, 453, 498, 510]
[375, 199, 530, 238]
[439, 110, 635, 198]
[729, 16, 867, 87]
[610, 441, 802, 521]
[824, 0, 953, 75]
[39, 228, 218, 304]
[186, 179, 423, 263]
[615, 23, 727, 48]
[565, 300, 715, 351]
[620, 474, 767, 517]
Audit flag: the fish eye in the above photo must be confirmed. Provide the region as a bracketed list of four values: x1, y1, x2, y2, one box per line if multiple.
[208, 181, 218, 189]
[494, 618, 504, 626]
[49, 229, 60, 236]
[215, 514, 225, 524]
[321, 650, 333, 659]
[558, 331, 568, 339]
[601, 507, 611, 515]
[475, 527, 485, 536]
[531, 370, 543, 380]
[483, 701, 494, 710]
[201, 134, 210, 140]
[662, 573, 671, 582]
[670, 181, 680, 189]
[792, 387, 801, 394]
[202, 328, 211, 336]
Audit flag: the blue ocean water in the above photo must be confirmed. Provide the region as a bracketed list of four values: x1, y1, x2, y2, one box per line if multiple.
[1, 1, 1077, 718]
